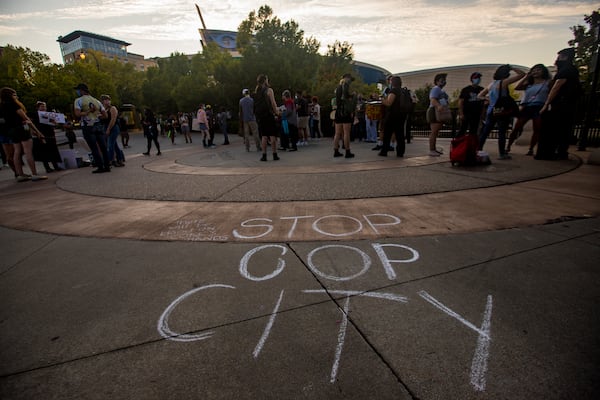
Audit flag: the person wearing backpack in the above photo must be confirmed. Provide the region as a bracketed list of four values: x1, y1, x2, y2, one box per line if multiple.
[379, 76, 410, 157]
[254, 74, 280, 161]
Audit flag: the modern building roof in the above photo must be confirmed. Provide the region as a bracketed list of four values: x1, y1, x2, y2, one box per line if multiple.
[57, 30, 131, 47]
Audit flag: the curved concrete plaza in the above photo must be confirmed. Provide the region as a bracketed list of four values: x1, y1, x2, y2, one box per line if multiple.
[1, 132, 599, 399]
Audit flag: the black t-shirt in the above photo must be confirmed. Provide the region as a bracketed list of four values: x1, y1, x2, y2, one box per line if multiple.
[552, 64, 580, 105]
[0, 102, 22, 129]
[459, 85, 484, 116]
[295, 97, 309, 117]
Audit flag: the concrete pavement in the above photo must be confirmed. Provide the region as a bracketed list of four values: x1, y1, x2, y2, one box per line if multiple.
[0, 131, 599, 399]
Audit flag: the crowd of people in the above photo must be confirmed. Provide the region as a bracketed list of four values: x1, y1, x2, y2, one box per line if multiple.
[0, 47, 583, 180]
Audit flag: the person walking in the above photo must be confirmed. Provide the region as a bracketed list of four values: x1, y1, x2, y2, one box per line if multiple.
[333, 73, 356, 158]
[73, 83, 111, 173]
[142, 108, 161, 156]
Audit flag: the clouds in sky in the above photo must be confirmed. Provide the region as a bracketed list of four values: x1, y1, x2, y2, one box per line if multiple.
[0, 0, 596, 72]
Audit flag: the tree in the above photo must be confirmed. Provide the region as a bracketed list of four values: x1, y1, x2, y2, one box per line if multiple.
[569, 9, 600, 91]
[237, 5, 321, 97]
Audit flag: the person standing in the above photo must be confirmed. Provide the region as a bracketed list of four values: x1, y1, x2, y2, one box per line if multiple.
[458, 72, 485, 137]
[31, 101, 62, 173]
[100, 95, 125, 167]
[179, 112, 192, 144]
[239, 89, 261, 152]
[295, 90, 309, 146]
[73, 83, 111, 173]
[254, 74, 280, 161]
[333, 73, 356, 158]
[197, 104, 211, 148]
[477, 65, 526, 159]
[142, 108, 161, 156]
[507, 64, 551, 155]
[537, 48, 581, 160]
[379, 76, 408, 157]
[0, 87, 47, 181]
[426, 73, 449, 157]
[310, 96, 322, 139]
[281, 90, 299, 152]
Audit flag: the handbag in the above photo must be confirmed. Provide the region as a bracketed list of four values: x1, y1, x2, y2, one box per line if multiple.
[492, 80, 519, 118]
[435, 106, 452, 124]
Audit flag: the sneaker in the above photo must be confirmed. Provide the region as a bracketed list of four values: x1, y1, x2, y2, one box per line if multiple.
[157, 152, 162, 156]
[498, 154, 512, 160]
[345, 151, 355, 158]
[435, 148, 444, 154]
[429, 151, 441, 157]
[16, 175, 31, 182]
[142, 152, 150, 156]
[31, 174, 48, 181]
[372, 145, 382, 151]
[526, 149, 534, 156]
[378, 151, 388, 157]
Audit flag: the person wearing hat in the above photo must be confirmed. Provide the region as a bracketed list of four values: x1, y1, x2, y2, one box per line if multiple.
[536, 47, 581, 160]
[239, 88, 260, 152]
[333, 73, 356, 158]
[458, 72, 485, 137]
[73, 83, 110, 173]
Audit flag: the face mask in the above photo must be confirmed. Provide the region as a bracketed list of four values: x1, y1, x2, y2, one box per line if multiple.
[438, 82, 446, 88]
[472, 78, 481, 85]
[75, 90, 81, 97]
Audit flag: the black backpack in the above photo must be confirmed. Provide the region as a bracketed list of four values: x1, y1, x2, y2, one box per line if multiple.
[253, 87, 271, 118]
[397, 87, 414, 113]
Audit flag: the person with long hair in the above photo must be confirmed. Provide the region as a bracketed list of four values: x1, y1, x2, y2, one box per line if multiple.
[254, 74, 280, 161]
[477, 65, 526, 159]
[0, 87, 47, 181]
[506, 64, 551, 155]
[333, 73, 356, 158]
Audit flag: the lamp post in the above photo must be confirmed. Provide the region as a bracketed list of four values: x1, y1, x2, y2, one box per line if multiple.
[79, 51, 100, 71]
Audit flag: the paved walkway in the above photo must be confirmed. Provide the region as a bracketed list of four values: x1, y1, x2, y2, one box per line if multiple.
[0, 132, 599, 399]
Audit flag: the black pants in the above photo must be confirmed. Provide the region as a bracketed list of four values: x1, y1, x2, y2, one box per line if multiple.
[280, 124, 298, 150]
[82, 126, 110, 169]
[381, 115, 407, 156]
[144, 128, 160, 153]
[459, 114, 481, 137]
[537, 104, 575, 159]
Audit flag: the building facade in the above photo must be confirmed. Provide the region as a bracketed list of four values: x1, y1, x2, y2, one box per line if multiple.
[57, 30, 157, 71]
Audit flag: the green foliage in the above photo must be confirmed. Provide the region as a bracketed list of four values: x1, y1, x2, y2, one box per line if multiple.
[569, 8, 600, 92]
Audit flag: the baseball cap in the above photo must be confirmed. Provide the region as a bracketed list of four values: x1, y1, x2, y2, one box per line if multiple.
[242, 88, 249, 95]
[470, 72, 482, 80]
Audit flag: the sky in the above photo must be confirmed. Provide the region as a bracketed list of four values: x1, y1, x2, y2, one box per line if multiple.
[0, 0, 598, 74]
